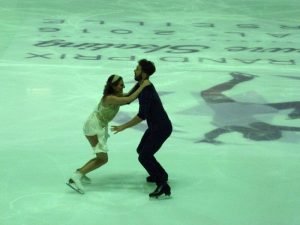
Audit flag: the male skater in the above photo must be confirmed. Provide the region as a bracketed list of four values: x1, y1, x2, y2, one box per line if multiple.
[111, 59, 172, 198]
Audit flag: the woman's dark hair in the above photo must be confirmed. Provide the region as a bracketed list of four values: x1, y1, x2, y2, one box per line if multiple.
[138, 59, 156, 76]
[103, 74, 123, 96]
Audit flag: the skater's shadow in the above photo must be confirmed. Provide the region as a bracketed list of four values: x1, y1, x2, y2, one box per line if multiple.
[84, 172, 154, 193]
[197, 72, 300, 144]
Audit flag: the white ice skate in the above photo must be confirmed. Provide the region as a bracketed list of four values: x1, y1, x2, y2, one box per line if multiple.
[66, 172, 85, 194]
[81, 175, 91, 184]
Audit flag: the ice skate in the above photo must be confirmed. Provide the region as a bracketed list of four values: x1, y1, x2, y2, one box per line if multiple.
[81, 175, 92, 184]
[149, 183, 171, 199]
[66, 172, 85, 194]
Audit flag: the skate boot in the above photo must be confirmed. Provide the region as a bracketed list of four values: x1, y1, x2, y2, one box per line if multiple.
[149, 183, 171, 199]
[81, 175, 92, 184]
[66, 171, 85, 194]
[76, 169, 91, 184]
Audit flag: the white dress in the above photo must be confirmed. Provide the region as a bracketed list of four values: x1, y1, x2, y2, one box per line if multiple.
[83, 100, 120, 153]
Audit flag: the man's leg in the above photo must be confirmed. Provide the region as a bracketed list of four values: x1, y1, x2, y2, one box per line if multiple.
[137, 129, 170, 182]
[138, 131, 172, 198]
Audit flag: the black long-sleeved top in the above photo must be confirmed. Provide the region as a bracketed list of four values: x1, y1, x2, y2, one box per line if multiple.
[130, 83, 172, 131]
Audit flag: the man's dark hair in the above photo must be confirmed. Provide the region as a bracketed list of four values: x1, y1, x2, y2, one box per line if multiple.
[138, 59, 156, 76]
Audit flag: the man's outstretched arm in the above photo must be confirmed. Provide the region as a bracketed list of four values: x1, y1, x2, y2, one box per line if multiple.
[111, 115, 143, 134]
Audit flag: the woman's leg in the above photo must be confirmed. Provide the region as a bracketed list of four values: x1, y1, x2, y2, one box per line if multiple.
[77, 135, 108, 175]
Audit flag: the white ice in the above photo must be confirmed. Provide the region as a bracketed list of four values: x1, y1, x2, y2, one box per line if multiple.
[1, 0, 300, 225]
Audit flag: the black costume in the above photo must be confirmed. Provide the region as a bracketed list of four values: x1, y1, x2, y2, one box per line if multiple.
[134, 83, 172, 185]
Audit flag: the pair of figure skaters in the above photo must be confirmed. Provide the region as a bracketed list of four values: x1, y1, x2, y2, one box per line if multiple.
[67, 59, 172, 199]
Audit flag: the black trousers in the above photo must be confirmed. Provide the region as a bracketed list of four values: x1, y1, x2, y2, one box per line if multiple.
[137, 125, 172, 185]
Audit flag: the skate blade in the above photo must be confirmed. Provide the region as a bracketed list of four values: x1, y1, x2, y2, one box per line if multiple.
[66, 182, 84, 194]
[149, 194, 172, 200]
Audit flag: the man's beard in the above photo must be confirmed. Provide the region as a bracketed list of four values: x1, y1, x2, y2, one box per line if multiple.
[134, 72, 143, 81]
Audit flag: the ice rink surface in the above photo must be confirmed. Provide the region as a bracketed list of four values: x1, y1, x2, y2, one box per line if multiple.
[1, 0, 300, 224]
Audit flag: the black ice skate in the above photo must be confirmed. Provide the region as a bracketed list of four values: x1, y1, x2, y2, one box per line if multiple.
[149, 183, 171, 199]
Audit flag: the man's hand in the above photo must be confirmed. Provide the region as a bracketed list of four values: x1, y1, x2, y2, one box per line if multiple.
[111, 116, 142, 134]
[111, 125, 126, 134]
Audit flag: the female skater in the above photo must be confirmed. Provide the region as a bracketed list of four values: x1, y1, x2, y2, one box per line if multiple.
[67, 74, 150, 194]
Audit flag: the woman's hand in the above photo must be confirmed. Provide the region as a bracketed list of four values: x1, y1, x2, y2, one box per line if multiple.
[141, 79, 151, 87]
